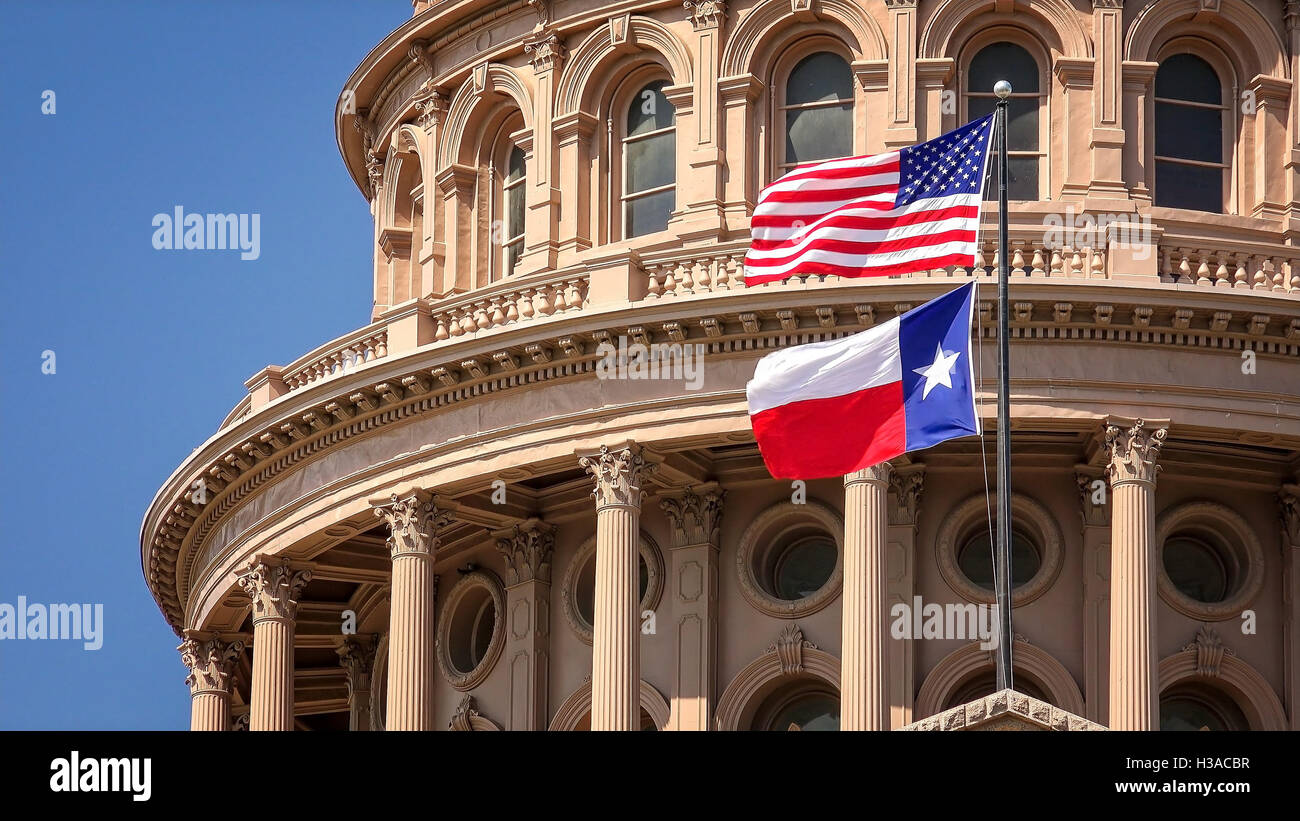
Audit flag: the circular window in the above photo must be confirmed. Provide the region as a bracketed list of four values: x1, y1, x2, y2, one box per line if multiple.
[955, 530, 1040, 591]
[753, 684, 840, 731]
[436, 571, 505, 690]
[737, 501, 843, 618]
[1155, 502, 1263, 621]
[560, 533, 664, 645]
[935, 493, 1063, 607]
[1160, 685, 1249, 731]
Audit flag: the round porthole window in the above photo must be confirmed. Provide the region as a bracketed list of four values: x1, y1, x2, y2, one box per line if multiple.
[437, 570, 505, 690]
[560, 533, 664, 645]
[955, 530, 1041, 592]
[935, 493, 1063, 607]
[737, 501, 843, 618]
[1155, 502, 1263, 621]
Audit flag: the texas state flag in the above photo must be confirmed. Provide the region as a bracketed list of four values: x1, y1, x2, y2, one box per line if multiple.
[747, 282, 980, 479]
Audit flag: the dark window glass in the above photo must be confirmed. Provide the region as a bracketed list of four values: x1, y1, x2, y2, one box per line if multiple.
[782, 52, 854, 168]
[626, 80, 674, 136]
[1154, 54, 1223, 212]
[957, 530, 1040, 590]
[625, 189, 675, 238]
[1160, 688, 1250, 731]
[502, 145, 525, 276]
[624, 81, 676, 237]
[772, 537, 837, 601]
[1155, 54, 1221, 104]
[1162, 536, 1229, 603]
[1155, 161, 1221, 213]
[768, 694, 840, 731]
[968, 41, 1040, 94]
[625, 131, 675, 193]
[1154, 102, 1221, 163]
[969, 43, 1041, 200]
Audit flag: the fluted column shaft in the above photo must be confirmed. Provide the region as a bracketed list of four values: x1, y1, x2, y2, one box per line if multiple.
[373, 488, 451, 731]
[236, 557, 311, 732]
[1105, 419, 1167, 731]
[841, 464, 891, 730]
[179, 633, 243, 732]
[581, 444, 656, 731]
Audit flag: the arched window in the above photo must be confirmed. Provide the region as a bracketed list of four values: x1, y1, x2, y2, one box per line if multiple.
[1154, 53, 1226, 213]
[967, 42, 1043, 201]
[752, 681, 840, 731]
[622, 79, 676, 238]
[1160, 684, 1249, 731]
[500, 145, 526, 277]
[780, 51, 853, 173]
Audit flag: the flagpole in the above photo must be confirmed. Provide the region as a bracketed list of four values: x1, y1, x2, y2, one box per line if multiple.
[993, 81, 1014, 692]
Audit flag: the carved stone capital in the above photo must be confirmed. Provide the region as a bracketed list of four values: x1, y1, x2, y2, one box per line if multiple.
[414, 88, 447, 131]
[1104, 418, 1167, 486]
[888, 466, 925, 526]
[372, 488, 452, 559]
[659, 485, 725, 547]
[882, 0, 918, 7]
[336, 635, 377, 697]
[236, 558, 312, 623]
[1076, 466, 1109, 528]
[684, 0, 727, 30]
[178, 633, 243, 695]
[1280, 484, 1300, 546]
[494, 518, 556, 584]
[845, 461, 893, 486]
[524, 31, 565, 73]
[579, 444, 657, 510]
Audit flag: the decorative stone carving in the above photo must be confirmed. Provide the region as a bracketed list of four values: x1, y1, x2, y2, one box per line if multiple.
[373, 489, 452, 558]
[336, 635, 376, 697]
[659, 486, 725, 547]
[900, 689, 1107, 732]
[684, 0, 727, 29]
[231, 713, 250, 731]
[524, 32, 565, 73]
[235, 558, 312, 622]
[1181, 625, 1234, 678]
[579, 444, 656, 509]
[1104, 418, 1167, 485]
[414, 88, 446, 131]
[1075, 468, 1109, 527]
[526, 0, 549, 29]
[178, 634, 243, 694]
[494, 519, 555, 585]
[1280, 484, 1300, 546]
[888, 466, 924, 526]
[448, 695, 501, 730]
[769, 624, 816, 674]
[407, 39, 435, 80]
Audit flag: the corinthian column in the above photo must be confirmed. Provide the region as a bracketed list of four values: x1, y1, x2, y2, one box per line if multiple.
[178, 632, 243, 731]
[1104, 418, 1168, 730]
[841, 463, 892, 730]
[660, 484, 725, 730]
[373, 488, 452, 731]
[236, 557, 312, 731]
[337, 635, 376, 731]
[495, 519, 556, 730]
[579, 443, 657, 730]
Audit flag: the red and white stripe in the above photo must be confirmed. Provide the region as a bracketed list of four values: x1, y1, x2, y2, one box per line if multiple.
[742, 152, 982, 285]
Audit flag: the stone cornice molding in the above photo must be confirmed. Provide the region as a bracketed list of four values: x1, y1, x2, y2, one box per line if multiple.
[493, 518, 556, 584]
[658, 484, 724, 547]
[235, 557, 312, 624]
[372, 488, 454, 559]
[143, 285, 1300, 635]
[1104, 417, 1169, 486]
[579, 443, 657, 510]
[178, 632, 243, 696]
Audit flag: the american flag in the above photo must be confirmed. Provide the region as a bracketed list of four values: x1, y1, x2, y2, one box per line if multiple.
[743, 115, 995, 285]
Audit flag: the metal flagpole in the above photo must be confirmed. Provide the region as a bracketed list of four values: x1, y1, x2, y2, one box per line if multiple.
[993, 81, 1014, 692]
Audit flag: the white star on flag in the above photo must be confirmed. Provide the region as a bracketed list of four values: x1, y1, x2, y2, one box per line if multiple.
[913, 344, 961, 399]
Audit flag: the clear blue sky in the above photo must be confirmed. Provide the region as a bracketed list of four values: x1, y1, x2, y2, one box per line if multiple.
[0, 1, 405, 729]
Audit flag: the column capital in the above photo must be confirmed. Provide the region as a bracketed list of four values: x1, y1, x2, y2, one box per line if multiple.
[371, 488, 454, 559]
[524, 30, 565, 73]
[1104, 417, 1168, 487]
[1280, 484, 1300, 546]
[684, 0, 727, 30]
[337, 635, 377, 698]
[1076, 465, 1109, 528]
[236, 557, 312, 623]
[414, 87, 448, 131]
[845, 462, 893, 487]
[178, 632, 243, 695]
[888, 464, 925, 526]
[494, 518, 556, 584]
[579, 443, 658, 510]
[659, 484, 725, 547]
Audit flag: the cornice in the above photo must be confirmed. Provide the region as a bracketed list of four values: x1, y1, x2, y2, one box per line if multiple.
[143, 280, 1300, 635]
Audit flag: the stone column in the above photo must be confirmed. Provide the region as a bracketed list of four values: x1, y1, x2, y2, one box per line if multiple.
[659, 485, 724, 730]
[579, 443, 657, 730]
[337, 635, 376, 732]
[1120, 61, 1158, 202]
[1077, 465, 1112, 724]
[236, 557, 312, 731]
[1104, 418, 1168, 730]
[841, 464, 892, 730]
[373, 488, 453, 731]
[886, 463, 924, 728]
[178, 632, 243, 731]
[520, 30, 564, 275]
[1280, 485, 1300, 730]
[495, 519, 556, 731]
